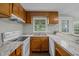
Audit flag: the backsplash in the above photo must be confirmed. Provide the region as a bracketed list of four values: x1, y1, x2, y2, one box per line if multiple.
[0, 18, 23, 33]
[4, 31, 22, 41]
[23, 24, 59, 34]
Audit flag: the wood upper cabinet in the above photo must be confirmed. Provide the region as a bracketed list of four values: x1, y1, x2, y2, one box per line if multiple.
[30, 12, 49, 16]
[23, 10, 26, 22]
[49, 12, 58, 24]
[55, 42, 71, 56]
[26, 11, 31, 23]
[0, 3, 12, 17]
[12, 3, 19, 17]
[30, 36, 49, 53]
[18, 4, 24, 19]
[41, 37, 49, 52]
[26, 11, 58, 24]
[0, 3, 26, 22]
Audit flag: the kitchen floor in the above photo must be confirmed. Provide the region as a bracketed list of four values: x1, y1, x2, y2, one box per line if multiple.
[30, 52, 50, 56]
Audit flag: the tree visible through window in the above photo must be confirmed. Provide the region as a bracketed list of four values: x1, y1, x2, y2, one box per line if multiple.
[33, 17, 47, 32]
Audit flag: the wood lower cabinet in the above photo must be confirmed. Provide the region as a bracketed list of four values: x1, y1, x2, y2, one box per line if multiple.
[55, 42, 71, 56]
[9, 50, 16, 56]
[9, 44, 22, 56]
[30, 37, 41, 52]
[41, 37, 49, 52]
[16, 44, 22, 56]
[30, 37, 49, 53]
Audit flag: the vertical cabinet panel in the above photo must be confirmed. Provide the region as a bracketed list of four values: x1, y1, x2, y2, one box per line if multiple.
[23, 10, 27, 22]
[26, 12, 31, 23]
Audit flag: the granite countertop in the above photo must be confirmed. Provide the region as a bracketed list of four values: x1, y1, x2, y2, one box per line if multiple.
[22, 33, 54, 37]
[53, 33, 79, 56]
[2, 33, 79, 56]
[0, 41, 22, 56]
[0, 35, 30, 56]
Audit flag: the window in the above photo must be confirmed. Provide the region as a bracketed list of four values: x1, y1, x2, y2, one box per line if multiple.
[33, 16, 48, 33]
[74, 22, 79, 34]
[61, 20, 69, 32]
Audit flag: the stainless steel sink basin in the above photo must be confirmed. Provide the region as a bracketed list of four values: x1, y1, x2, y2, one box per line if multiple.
[9, 36, 28, 42]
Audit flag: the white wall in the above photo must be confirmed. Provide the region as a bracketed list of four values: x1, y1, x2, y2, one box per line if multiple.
[47, 24, 59, 34]
[23, 24, 59, 34]
[0, 18, 23, 33]
[23, 24, 33, 34]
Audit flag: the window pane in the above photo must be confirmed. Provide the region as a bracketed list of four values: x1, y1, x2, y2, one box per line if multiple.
[34, 19, 46, 31]
[61, 20, 69, 32]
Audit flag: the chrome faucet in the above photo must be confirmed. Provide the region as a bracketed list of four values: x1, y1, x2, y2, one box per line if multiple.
[1, 33, 5, 43]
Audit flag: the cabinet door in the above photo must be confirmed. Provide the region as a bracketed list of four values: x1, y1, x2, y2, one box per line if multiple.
[0, 3, 11, 17]
[18, 4, 24, 19]
[16, 45, 22, 56]
[49, 12, 58, 24]
[41, 37, 49, 52]
[26, 12, 31, 24]
[12, 3, 19, 17]
[23, 10, 26, 22]
[30, 37, 41, 52]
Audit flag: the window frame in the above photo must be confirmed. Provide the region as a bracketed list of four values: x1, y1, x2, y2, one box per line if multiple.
[33, 16, 48, 33]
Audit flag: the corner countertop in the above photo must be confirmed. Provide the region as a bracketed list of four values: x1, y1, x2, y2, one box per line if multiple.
[0, 41, 22, 56]
[23, 33, 79, 56]
[52, 33, 79, 56]
[1, 33, 79, 56]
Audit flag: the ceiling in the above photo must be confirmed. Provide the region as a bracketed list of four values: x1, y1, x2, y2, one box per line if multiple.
[21, 3, 79, 19]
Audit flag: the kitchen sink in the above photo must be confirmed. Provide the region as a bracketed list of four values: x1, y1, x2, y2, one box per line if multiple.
[9, 36, 29, 42]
